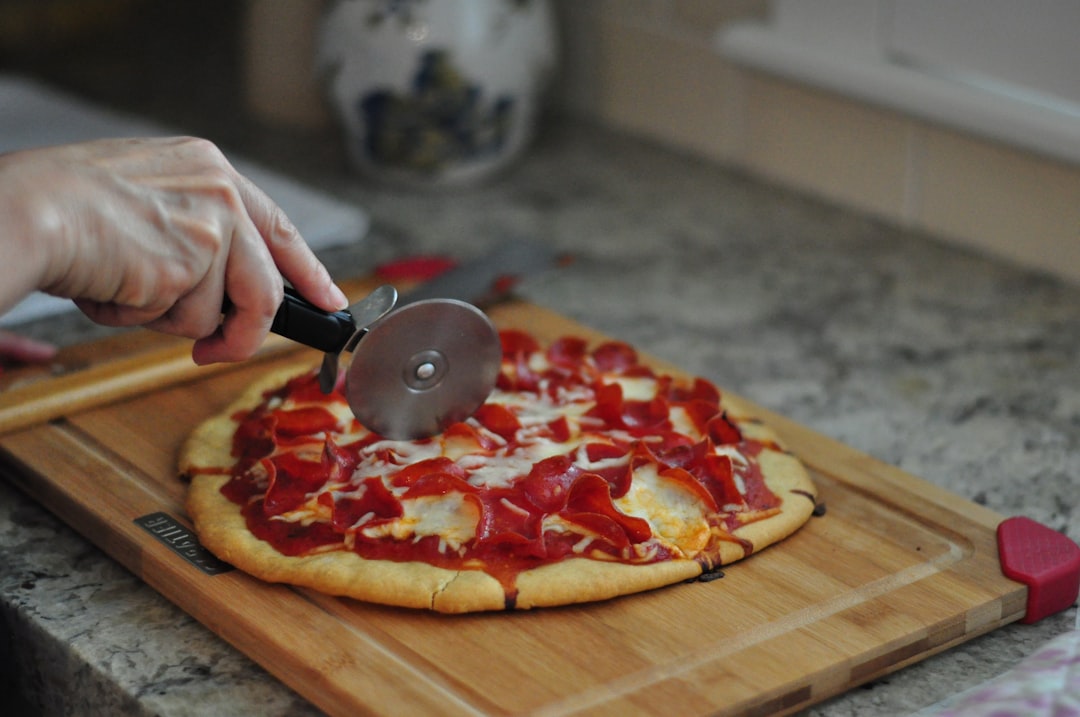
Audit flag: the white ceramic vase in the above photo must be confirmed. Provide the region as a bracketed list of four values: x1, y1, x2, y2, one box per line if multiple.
[317, 0, 558, 188]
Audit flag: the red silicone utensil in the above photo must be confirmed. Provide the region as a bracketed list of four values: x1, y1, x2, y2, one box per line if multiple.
[997, 516, 1080, 624]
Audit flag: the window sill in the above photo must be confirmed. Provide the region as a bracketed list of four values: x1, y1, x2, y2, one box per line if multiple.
[716, 22, 1080, 167]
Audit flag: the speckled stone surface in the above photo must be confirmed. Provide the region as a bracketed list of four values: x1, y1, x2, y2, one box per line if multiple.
[1, 120, 1077, 716]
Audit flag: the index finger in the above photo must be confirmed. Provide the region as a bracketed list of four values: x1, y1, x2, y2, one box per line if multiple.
[230, 171, 348, 312]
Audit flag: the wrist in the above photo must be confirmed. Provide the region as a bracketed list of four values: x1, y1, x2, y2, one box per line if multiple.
[0, 151, 67, 312]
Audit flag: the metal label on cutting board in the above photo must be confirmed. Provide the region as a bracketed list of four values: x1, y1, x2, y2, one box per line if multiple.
[135, 512, 234, 575]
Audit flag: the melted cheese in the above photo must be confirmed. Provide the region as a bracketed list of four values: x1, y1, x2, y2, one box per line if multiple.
[607, 375, 659, 401]
[571, 444, 628, 473]
[667, 405, 699, 440]
[489, 388, 591, 425]
[362, 492, 480, 553]
[350, 439, 446, 485]
[615, 462, 710, 555]
[460, 438, 570, 489]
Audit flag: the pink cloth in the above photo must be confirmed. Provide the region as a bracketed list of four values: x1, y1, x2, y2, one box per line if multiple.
[930, 626, 1080, 717]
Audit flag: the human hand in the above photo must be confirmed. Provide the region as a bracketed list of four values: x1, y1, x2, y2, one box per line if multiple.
[0, 330, 56, 367]
[0, 137, 348, 364]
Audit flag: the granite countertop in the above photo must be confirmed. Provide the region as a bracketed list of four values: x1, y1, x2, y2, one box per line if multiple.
[1, 108, 1078, 714]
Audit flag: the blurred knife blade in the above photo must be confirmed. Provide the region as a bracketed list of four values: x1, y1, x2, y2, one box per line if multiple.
[396, 238, 567, 307]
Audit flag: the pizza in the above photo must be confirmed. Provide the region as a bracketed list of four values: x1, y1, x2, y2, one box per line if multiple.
[180, 329, 818, 613]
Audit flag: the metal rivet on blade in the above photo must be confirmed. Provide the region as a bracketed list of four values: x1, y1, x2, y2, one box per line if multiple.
[404, 349, 448, 391]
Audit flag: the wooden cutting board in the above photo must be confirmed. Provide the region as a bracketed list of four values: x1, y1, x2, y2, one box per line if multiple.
[0, 297, 1026, 716]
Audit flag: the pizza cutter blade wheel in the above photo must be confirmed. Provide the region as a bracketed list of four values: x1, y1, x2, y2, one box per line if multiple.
[345, 299, 502, 440]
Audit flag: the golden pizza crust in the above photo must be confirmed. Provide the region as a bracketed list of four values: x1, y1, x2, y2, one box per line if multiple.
[188, 473, 504, 610]
[181, 360, 818, 614]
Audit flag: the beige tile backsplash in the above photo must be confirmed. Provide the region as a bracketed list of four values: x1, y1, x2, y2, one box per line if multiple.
[739, 72, 913, 222]
[552, 0, 1080, 285]
[917, 128, 1080, 276]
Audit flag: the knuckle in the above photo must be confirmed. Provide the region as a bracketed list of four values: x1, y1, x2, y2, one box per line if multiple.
[190, 165, 240, 206]
[266, 204, 300, 244]
[189, 216, 228, 253]
[113, 275, 163, 313]
[212, 174, 245, 213]
[253, 281, 284, 325]
[179, 136, 225, 162]
[176, 136, 244, 207]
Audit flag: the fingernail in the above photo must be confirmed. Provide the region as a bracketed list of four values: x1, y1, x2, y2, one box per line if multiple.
[330, 283, 349, 309]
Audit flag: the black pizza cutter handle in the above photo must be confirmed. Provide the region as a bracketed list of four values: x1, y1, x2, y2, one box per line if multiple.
[222, 286, 356, 354]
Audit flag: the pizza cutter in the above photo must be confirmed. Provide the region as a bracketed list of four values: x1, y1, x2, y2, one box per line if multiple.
[265, 284, 502, 440]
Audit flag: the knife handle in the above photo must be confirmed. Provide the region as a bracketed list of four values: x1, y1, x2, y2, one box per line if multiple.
[270, 287, 356, 353]
[223, 287, 355, 354]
